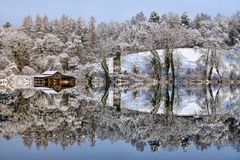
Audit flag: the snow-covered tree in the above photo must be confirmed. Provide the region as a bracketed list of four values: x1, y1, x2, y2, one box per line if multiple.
[195, 15, 229, 80]
[3, 22, 12, 28]
[76, 17, 84, 37]
[88, 16, 97, 48]
[181, 12, 190, 27]
[193, 13, 212, 29]
[22, 15, 33, 35]
[149, 11, 160, 23]
[0, 11, 240, 75]
[215, 14, 228, 33]
[131, 12, 146, 24]
[64, 33, 83, 57]
[58, 15, 74, 42]
[228, 11, 240, 45]
[41, 15, 49, 34]
[1, 28, 31, 71]
[42, 33, 63, 55]
[97, 20, 124, 57]
[164, 12, 181, 28]
[33, 15, 43, 38]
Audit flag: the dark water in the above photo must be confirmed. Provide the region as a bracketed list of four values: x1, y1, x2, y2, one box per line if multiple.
[0, 83, 239, 160]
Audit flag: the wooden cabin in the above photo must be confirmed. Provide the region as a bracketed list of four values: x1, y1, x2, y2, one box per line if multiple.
[34, 71, 75, 92]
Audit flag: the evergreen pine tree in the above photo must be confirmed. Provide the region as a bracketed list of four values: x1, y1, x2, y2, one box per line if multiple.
[181, 12, 190, 27]
[22, 16, 33, 35]
[149, 11, 160, 23]
[3, 22, 12, 28]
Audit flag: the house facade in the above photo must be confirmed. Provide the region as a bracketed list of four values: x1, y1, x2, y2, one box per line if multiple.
[34, 71, 75, 92]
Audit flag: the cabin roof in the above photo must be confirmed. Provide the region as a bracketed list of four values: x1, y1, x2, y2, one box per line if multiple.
[42, 71, 59, 75]
[34, 74, 51, 77]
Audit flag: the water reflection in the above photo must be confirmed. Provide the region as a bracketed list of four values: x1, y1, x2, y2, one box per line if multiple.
[0, 82, 240, 153]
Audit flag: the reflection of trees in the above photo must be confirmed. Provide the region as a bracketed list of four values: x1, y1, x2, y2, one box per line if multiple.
[162, 83, 175, 126]
[113, 88, 121, 112]
[101, 56, 111, 107]
[182, 83, 222, 116]
[151, 49, 162, 81]
[0, 85, 239, 153]
[151, 83, 162, 114]
[197, 83, 221, 116]
[207, 84, 221, 116]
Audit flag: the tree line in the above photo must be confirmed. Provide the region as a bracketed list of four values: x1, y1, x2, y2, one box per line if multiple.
[0, 11, 240, 76]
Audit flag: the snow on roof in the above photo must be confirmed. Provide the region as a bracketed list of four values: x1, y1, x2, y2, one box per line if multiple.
[34, 74, 51, 77]
[41, 89, 58, 94]
[42, 71, 59, 75]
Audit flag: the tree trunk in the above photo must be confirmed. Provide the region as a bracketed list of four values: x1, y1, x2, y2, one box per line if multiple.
[151, 49, 161, 81]
[165, 48, 170, 81]
[164, 83, 174, 126]
[101, 57, 110, 84]
[205, 49, 210, 80]
[151, 83, 162, 114]
[169, 49, 175, 83]
[113, 47, 121, 84]
[215, 50, 222, 82]
[216, 69, 222, 83]
[164, 85, 170, 113]
[170, 84, 175, 113]
[114, 88, 121, 112]
[101, 57, 111, 106]
[208, 66, 213, 81]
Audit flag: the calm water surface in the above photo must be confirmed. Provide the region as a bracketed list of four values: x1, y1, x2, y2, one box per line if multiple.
[0, 137, 239, 160]
[0, 83, 239, 160]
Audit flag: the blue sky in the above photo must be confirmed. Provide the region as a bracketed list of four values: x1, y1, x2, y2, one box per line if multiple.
[0, 0, 239, 26]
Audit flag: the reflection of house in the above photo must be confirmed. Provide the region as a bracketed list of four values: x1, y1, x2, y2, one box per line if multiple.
[0, 72, 7, 88]
[34, 71, 75, 92]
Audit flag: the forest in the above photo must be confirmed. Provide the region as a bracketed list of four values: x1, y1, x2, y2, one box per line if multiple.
[0, 11, 240, 82]
[0, 10, 240, 157]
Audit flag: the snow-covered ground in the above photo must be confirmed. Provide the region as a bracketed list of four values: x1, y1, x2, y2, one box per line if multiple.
[105, 47, 240, 79]
[108, 48, 203, 75]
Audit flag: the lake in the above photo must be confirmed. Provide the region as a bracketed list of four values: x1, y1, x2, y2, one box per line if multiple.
[0, 82, 239, 160]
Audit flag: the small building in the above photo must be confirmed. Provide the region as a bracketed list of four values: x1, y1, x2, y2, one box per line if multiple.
[34, 71, 75, 92]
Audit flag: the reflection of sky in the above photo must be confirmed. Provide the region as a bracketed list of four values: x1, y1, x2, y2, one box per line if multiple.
[1, 0, 240, 26]
[0, 137, 239, 160]
[121, 90, 154, 111]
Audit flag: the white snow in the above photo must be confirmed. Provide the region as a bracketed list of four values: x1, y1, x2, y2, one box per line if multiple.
[12, 75, 34, 89]
[173, 48, 202, 62]
[106, 48, 204, 74]
[121, 53, 153, 74]
[177, 103, 203, 116]
[108, 58, 114, 74]
[41, 89, 58, 94]
[42, 70, 59, 75]
[34, 74, 50, 77]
